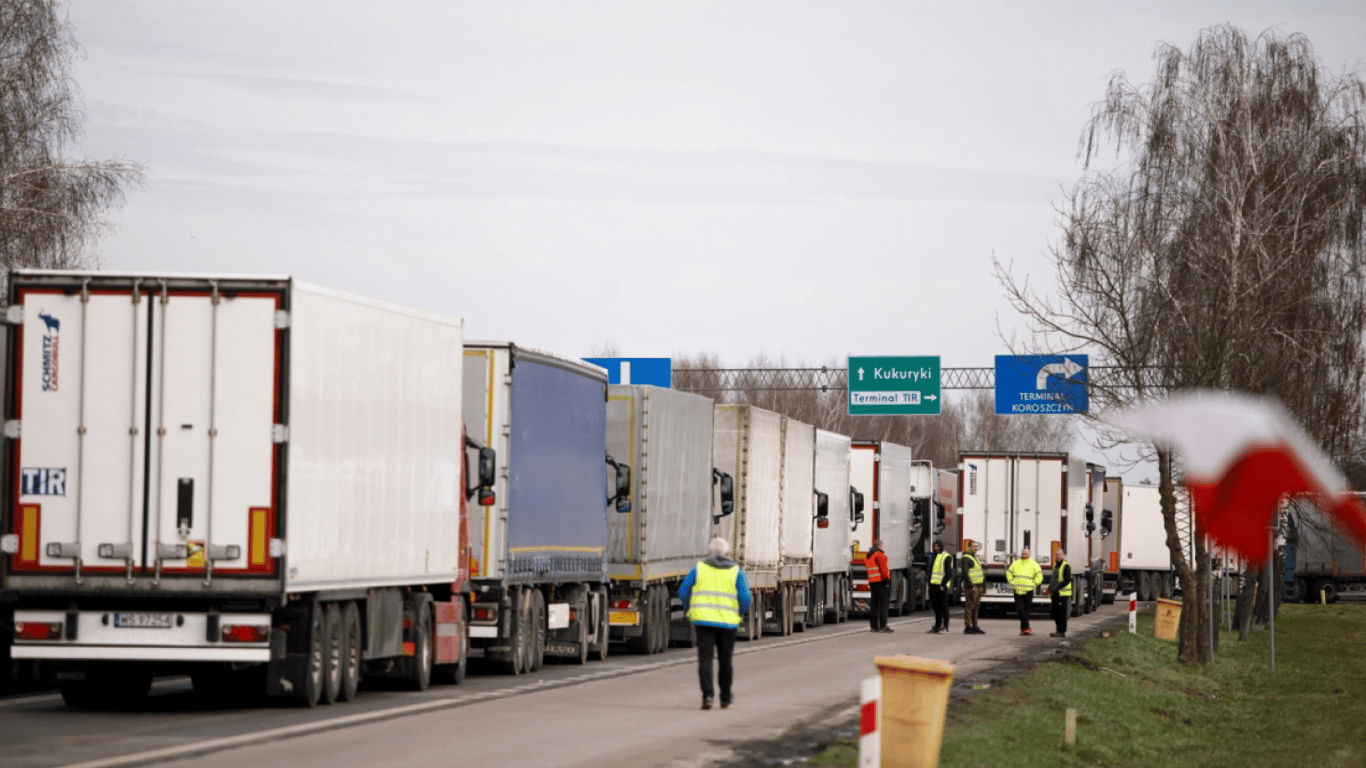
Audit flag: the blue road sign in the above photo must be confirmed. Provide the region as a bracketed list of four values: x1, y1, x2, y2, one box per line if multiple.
[584, 357, 672, 388]
[995, 354, 1088, 415]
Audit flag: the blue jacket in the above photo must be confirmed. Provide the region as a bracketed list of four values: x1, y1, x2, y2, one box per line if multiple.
[678, 554, 752, 628]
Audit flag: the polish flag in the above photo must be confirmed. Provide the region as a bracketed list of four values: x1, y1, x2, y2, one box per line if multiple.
[1110, 391, 1366, 563]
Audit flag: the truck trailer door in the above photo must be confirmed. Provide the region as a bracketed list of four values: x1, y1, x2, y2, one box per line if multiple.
[8, 281, 281, 582]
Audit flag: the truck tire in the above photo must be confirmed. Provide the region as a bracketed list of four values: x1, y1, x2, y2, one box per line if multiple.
[320, 603, 343, 705]
[653, 585, 668, 653]
[809, 579, 825, 628]
[510, 587, 532, 674]
[301, 604, 326, 706]
[1162, 572, 1174, 599]
[530, 590, 546, 672]
[889, 573, 903, 618]
[1284, 577, 1307, 603]
[589, 585, 610, 661]
[1138, 572, 1152, 602]
[405, 603, 433, 691]
[1312, 579, 1340, 604]
[339, 602, 363, 699]
[627, 589, 653, 655]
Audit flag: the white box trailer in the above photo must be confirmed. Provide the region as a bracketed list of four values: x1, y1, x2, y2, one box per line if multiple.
[605, 385, 728, 654]
[907, 461, 958, 610]
[809, 429, 861, 626]
[768, 416, 815, 636]
[2, 271, 492, 708]
[1099, 477, 1123, 603]
[1117, 483, 1176, 601]
[957, 452, 1098, 615]
[711, 404, 782, 640]
[850, 441, 914, 618]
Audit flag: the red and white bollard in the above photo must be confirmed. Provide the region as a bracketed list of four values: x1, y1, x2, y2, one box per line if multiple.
[1128, 592, 1137, 634]
[858, 675, 882, 767]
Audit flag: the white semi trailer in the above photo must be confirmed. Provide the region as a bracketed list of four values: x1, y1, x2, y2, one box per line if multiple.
[771, 416, 815, 635]
[850, 441, 913, 618]
[605, 385, 731, 654]
[2, 271, 494, 708]
[711, 405, 783, 640]
[957, 452, 1097, 615]
[810, 430, 862, 626]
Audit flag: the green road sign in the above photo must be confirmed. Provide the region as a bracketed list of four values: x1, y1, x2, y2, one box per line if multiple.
[847, 356, 941, 415]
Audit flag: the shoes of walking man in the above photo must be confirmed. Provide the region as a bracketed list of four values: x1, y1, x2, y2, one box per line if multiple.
[1050, 632, 1067, 638]
[702, 697, 713, 710]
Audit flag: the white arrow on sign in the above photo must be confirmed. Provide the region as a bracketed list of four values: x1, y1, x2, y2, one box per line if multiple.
[926, 394, 938, 401]
[1036, 358, 1084, 389]
[858, 367, 865, 381]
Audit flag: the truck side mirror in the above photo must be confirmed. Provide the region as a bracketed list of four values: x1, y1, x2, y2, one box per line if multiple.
[1100, 509, 1113, 538]
[850, 487, 865, 529]
[934, 501, 946, 535]
[606, 455, 632, 513]
[712, 469, 735, 523]
[814, 490, 829, 521]
[465, 437, 497, 505]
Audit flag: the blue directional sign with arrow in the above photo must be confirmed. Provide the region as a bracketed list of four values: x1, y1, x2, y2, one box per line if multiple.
[995, 354, 1089, 415]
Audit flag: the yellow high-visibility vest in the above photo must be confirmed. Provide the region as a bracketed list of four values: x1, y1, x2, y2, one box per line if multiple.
[1056, 560, 1073, 597]
[686, 562, 742, 627]
[1006, 557, 1043, 595]
[931, 552, 952, 586]
[962, 553, 984, 586]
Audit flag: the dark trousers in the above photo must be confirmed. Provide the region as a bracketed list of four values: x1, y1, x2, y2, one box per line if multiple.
[1014, 592, 1034, 629]
[695, 624, 737, 703]
[929, 584, 949, 630]
[869, 581, 890, 630]
[1051, 594, 1070, 634]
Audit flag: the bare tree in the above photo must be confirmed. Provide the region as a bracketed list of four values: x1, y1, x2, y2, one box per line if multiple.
[997, 26, 1366, 664]
[0, 0, 142, 297]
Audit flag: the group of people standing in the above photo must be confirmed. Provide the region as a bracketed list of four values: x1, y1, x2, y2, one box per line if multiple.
[679, 536, 1074, 712]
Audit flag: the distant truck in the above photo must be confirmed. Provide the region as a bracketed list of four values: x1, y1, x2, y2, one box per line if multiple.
[462, 343, 631, 672]
[1112, 483, 1176, 602]
[915, 461, 961, 607]
[1282, 493, 1366, 603]
[810, 430, 862, 626]
[604, 385, 731, 653]
[711, 405, 783, 640]
[772, 416, 816, 635]
[850, 441, 914, 618]
[3, 271, 495, 708]
[957, 452, 1098, 615]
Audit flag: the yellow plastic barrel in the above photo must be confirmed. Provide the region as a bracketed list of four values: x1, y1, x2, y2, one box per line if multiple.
[1154, 597, 1183, 641]
[873, 655, 955, 768]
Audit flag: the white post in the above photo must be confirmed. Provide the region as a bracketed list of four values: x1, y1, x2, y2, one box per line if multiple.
[858, 675, 882, 768]
[1128, 592, 1137, 634]
[620, 360, 632, 385]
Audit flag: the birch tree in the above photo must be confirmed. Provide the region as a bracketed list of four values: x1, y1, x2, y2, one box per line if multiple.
[996, 25, 1366, 664]
[1, 0, 141, 296]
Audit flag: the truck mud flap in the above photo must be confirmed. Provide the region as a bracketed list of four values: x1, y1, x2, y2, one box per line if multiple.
[543, 641, 583, 657]
[265, 655, 309, 698]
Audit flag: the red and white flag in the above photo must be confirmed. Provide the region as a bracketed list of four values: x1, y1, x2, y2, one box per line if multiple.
[1111, 391, 1366, 563]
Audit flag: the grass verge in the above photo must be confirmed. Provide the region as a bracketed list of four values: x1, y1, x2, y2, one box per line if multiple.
[811, 603, 1366, 768]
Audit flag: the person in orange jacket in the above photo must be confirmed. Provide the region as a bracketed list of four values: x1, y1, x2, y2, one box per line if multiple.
[866, 539, 892, 633]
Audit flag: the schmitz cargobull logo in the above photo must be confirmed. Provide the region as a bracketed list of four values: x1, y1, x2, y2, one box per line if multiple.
[38, 309, 60, 392]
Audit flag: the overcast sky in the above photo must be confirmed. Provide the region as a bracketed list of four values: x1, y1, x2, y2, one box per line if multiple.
[66, 1, 1365, 375]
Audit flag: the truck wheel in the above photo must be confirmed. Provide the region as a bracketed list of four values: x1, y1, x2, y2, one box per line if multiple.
[657, 585, 671, 652]
[1138, 572, 1152, 602]
[301, 605, 325, 706]
[320, 603, 342, 705]
[339, 602, 363, 699]
[569, 595, 590, 665]
[401, 602, 433, 691]
[589, 586, 611, 661]
[810, 580, 825, 628]
[530, 590, 546, 672]
[1312, 579, 1340, 604]
[1283, 577, 1307, 603]
[627, 590, 652, 655]
[505, 588, 529, 675]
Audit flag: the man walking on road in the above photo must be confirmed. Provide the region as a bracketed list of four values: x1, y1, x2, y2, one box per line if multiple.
[680, 537, 751, 710]
[1006, 546, 1043, 636]
[1050, 548, 1073, 638]
[866, 539, 892, 633]
[960, 540, 985, 634]
[928, 540, 955, 633]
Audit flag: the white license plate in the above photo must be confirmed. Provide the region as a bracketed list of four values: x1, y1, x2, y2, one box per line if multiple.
[113, 613, 174, 628]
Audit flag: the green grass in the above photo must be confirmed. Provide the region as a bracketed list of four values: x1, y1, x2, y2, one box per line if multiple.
[811, 604, 1366, 768]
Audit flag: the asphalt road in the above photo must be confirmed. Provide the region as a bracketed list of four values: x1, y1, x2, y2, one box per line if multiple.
[0, 601, 1133, 768]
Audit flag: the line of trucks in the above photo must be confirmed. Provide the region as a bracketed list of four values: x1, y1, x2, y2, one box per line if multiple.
[4, 271, 1361, 708]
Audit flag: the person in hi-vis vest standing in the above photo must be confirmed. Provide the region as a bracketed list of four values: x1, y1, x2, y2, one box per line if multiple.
[679, 537, 752, 710]
[1006, 546, 1044, 636]
[959, 540, 986, 634]
[865, 539, 892, 633]
[927, 540, 955, 633]
[1050, 548, 1073, 638]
